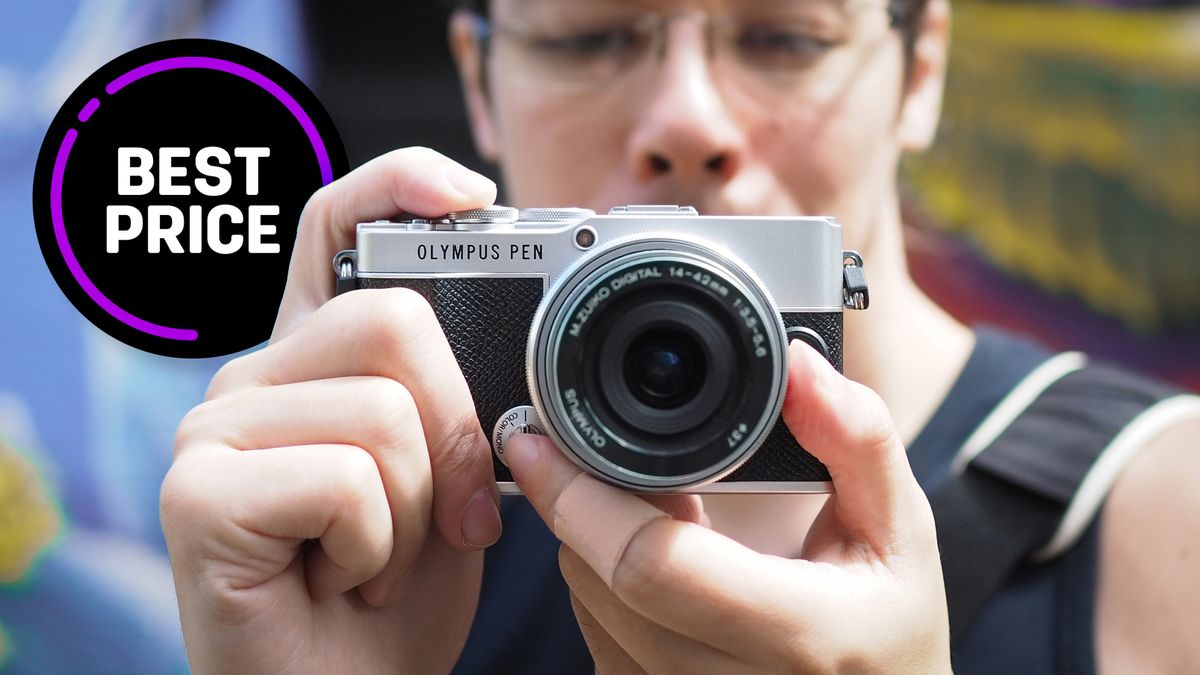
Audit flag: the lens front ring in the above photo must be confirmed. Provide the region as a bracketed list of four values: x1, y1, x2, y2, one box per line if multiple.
[527, 237, 788, 491]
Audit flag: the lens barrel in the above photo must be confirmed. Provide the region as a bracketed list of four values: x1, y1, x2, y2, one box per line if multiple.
[528, 240, 787, 490]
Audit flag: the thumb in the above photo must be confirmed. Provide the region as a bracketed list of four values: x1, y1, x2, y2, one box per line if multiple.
[781, 340, 929, 552]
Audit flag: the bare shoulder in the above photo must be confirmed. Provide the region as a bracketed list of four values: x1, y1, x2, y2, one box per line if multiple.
[1096, 406, 1200, 673]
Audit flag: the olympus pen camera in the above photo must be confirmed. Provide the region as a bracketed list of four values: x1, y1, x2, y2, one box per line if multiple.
[334, 205, 869, 493]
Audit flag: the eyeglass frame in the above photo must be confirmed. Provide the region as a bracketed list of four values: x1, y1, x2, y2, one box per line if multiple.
[465, 0, 914, 98]
[470, 0, 913, 54]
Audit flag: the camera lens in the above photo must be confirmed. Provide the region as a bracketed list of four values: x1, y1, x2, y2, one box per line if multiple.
[595, 300, 733, 438]
[529, 241, 787, 490]
[629, 329, 701, 406]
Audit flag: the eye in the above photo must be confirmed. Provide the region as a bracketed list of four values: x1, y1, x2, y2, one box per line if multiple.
[529, 26, 645, 60]
[736, 25, 836, 66]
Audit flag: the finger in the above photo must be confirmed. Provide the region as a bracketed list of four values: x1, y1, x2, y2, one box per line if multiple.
[637, 493, 707, 526]
[161, 443, 392, 602]
[274, 147, 496, 341]
[207, 288, 500, 554]
[568, 592, 648, 675]
[782, 339, 931, 554]
[505, 433, 814, 655]
[176, 376, 432, 606]
[503, 433, 664, 588]
[561, 546, 744, 675]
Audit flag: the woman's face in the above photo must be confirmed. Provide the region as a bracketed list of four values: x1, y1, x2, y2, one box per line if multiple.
[454, 0, 946, 253]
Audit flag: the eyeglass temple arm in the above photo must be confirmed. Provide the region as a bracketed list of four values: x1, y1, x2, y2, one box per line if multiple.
[887, 0, 911, 28]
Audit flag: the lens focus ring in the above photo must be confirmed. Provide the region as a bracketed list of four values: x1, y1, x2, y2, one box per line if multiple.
[528, 240, 787, 490]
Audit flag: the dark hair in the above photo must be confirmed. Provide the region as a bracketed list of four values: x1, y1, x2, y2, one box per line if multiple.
[455, 0, 931, 66]
[893, 0, 931, 67]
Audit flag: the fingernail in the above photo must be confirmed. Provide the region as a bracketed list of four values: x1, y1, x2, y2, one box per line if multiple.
[503, 432, 545, 483]
[790, 338, 835, 391]
[461, 487, 502, 549]
[443, 164, 496, 199]
[789, 338, 819, 364]
[788, 338, 807, 361]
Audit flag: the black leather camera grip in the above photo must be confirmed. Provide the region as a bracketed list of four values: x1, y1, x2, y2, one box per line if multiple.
[359, 276, 542, 483]
[356, 277, 836, 485]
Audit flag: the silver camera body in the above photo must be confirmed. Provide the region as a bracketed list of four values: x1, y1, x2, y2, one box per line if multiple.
[336, 205, 865, 493]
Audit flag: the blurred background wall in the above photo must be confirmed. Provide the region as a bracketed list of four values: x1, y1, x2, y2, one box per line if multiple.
[902, 0, 1200, 389]
[0, 1, 1196, 671]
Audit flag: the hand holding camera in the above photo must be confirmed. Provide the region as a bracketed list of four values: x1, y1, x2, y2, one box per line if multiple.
[162, 147, 948, 673]
[162, 147, 503, 674]
[506, 338, 950, 673]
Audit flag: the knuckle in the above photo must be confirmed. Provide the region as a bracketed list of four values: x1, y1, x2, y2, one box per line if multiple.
[294, 182, 339, 244]
[159, 460, 207, 538]
[858, 383, 892, 423]
[204, 346, 276, 400]
[430, 415, 489, 479]
[338, 447, 384, 496]
[379, 285, 437, 323]
[177, 390, 259, 455]
[611, 519, 672, 604]
[173, 403, 210, 457]
[357, 378, 419, 446]
[174, 393, 253, 457]
[557, 545, 587, 588]
[204, 357, 249, 401]
[333, 449, 393, 568]
[359, 288, 439, 359]
[848, 382, 901, 454]
[302, 181, 332, 219]
[331, 448, 386, 516]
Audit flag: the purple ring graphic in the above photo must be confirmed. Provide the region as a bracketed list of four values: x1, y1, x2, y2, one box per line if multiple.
[52, 129, 198, 340]
[52, 54, 335, 342]
[78, 98, 100, 123]
[105, 57, 333, 184]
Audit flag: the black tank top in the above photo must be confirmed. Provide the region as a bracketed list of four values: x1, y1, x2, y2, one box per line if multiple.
[454, 327, 1101, 674]
[909, 327, 1099, 674]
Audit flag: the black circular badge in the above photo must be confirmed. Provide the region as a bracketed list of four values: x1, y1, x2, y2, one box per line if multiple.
[32, 39, 348, 358]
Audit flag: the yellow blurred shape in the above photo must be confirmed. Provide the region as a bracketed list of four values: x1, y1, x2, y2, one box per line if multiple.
[0, 439, 60, 584]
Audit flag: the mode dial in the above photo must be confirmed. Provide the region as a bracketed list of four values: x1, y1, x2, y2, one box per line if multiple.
[444, 206, 519, 231]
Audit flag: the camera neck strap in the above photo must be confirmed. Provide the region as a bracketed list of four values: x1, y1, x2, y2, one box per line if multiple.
[929, 352, 1196, 642]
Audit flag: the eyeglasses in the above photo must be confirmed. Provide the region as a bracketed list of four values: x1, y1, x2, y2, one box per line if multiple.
[474, 0, 908, 97]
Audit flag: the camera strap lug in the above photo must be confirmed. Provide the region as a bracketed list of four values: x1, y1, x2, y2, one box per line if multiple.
[334, 250, 359, 295]
[842, 251, 869, 310]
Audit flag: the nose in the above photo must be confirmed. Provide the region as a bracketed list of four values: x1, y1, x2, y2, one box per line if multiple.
[625, 21, 746, 186]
